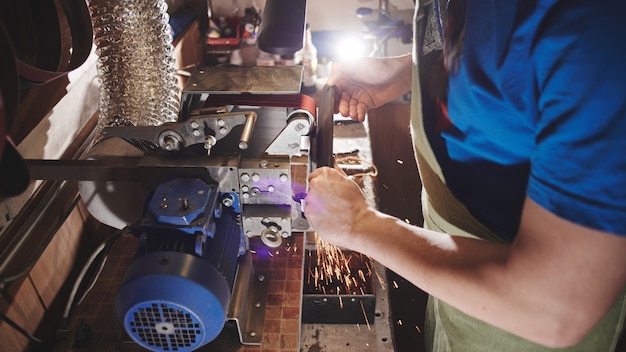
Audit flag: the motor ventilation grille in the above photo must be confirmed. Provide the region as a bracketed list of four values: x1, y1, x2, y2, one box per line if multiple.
[126, 302, 204, 352]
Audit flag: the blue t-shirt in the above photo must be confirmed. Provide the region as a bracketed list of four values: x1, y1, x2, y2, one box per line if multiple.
[429, 0, 626, 241]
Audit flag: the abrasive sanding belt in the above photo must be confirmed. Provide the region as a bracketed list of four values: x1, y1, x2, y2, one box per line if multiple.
[204, 87, 336, 170]
[203, 93, 317, 118]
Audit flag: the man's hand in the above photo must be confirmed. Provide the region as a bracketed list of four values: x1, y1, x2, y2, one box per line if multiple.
[327, 55, 413, 121]
[304, 167, 372, 249]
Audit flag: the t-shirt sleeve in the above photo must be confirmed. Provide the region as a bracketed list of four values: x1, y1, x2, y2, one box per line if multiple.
[527, 0, 626, 235]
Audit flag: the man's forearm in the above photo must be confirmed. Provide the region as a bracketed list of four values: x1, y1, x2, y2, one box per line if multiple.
[349, 202, 626, 348]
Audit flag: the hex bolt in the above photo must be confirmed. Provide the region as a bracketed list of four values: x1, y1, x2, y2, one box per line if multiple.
[249, 332, 257, 337]
[258, 274, 265, 282]
[241, 173, 251, 182]
[190, 121, 199, 129]
[251, 173, 261, 182]
[162, 135, 179, 151]
[217, 118, 226, 127]
[279, 174, 289, 182]
[267, 185, 275, 192]
[204, 135, 216, 156]
[222, 194, 234, 207]
[250, 187, 261, 196]
[259, 159, 269, 168]
[255, 302, 262, 308]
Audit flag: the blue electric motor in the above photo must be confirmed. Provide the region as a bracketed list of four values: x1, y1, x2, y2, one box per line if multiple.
[115, 178, 244, 351]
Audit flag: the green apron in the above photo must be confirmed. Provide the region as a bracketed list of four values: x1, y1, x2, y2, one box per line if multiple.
[410, 2, 626, 351]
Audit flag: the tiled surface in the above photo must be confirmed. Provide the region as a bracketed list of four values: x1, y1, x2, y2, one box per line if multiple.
[56, 233, 304, 352]
[225, 234, 304, 352]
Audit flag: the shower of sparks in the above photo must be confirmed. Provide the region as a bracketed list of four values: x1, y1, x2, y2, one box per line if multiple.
[360, 300, 371, 330]
[306, 233, 376, 296]
[305, 233, 381, 327]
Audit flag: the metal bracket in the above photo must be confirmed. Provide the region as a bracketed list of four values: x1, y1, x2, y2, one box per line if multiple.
[227, 252, 270, 345]
[265, 110, 314, 156]
[102, 111, 257, 153]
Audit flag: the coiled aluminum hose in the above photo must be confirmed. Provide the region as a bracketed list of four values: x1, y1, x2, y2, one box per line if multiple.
[89, 0, 180, 138]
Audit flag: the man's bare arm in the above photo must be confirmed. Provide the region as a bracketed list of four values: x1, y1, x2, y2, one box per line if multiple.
[306, 168, 626, 348]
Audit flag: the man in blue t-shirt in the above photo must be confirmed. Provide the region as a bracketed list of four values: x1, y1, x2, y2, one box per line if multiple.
[304, 0, 626, 350]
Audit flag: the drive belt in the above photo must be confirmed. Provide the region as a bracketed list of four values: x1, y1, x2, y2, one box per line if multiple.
[203, 93, 318, 118]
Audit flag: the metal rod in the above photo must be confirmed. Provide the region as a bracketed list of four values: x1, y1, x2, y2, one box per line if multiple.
[26, 159, 142, 181]
[239, 112, 257, 150]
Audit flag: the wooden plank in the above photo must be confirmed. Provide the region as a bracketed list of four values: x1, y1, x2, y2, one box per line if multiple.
[29, 206, 85, 307]
[0, 275, 46, 351]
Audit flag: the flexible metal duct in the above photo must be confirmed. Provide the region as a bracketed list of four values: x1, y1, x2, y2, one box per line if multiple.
[89, 0, 180, 138]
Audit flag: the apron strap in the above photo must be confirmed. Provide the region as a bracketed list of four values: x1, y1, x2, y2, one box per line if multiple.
[410, 0, 505, 243]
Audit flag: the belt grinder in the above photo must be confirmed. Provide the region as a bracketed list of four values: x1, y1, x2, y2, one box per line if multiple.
[27, 65, 334, 351]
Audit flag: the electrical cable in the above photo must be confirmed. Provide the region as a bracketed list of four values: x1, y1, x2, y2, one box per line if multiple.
[59, 227, 127, 330]
[0, 310, 43, 344]
[0, 279, 44, 344]
[0, 227, 127, 346]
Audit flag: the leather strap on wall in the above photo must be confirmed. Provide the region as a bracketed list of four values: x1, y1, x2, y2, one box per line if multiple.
[0, 0, 93, 84]
[0, 25, 29, 197]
